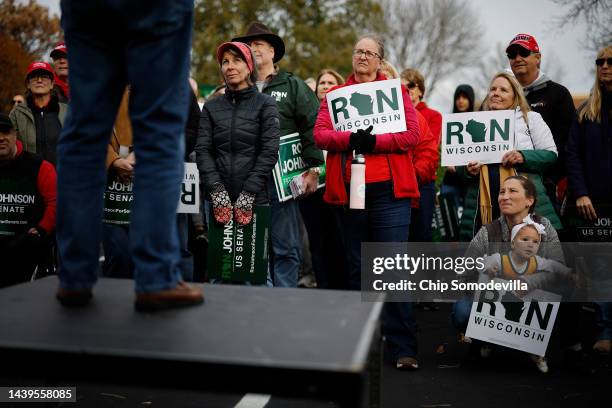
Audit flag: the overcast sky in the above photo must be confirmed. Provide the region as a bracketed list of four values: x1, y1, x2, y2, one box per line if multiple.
[38, 0, 593, 112]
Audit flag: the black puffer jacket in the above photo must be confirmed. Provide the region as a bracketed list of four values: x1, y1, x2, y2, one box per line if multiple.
[196, 85, 280, 205]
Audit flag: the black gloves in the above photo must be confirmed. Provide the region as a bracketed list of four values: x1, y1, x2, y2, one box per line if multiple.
[349, 125, 375, 154]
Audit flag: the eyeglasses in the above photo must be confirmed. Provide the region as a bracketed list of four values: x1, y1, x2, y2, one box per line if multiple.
[506, 48, 535, 60]
[28, 74, 52, 82]
[352, 49, 381, 60]
[595, 58, 612, 67]
[405, 81, 417, 90]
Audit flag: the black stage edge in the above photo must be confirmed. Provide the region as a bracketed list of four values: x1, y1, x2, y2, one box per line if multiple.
[0, 277, 384, 407]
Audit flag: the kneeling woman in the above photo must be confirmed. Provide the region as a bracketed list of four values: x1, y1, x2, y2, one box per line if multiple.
[195, 42, 279, 281]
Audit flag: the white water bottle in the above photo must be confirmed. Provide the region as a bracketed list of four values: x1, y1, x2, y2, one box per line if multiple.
[350, 154, 366, 209]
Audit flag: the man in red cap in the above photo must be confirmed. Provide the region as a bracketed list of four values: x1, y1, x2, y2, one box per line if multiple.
[506, 33, 575, 207]
[50, 41, 69, 103]
[9, 62, 68, 166]
[507, 33, 581, 370]
[0, 112, 57, 288]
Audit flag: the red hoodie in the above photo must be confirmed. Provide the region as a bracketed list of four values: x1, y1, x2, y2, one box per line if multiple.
[314, 72, 421, 205]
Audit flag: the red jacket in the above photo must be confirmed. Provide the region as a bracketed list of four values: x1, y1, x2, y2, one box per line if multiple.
[415, 101, 441, 143]
[413, 111, 440, 185]
[14, 140, 57, 233]
[314, 73, 420, 205]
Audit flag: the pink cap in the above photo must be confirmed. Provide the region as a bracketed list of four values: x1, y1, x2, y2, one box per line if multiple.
[216, 42, 254, 73]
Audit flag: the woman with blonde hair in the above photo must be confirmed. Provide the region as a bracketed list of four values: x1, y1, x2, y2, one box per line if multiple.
[457, 71, 560, 240]
[315, 68, 344, 102]
[566, 45, 612, 354]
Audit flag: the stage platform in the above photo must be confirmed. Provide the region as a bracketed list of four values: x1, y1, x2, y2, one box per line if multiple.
[0, 277, 384, 407]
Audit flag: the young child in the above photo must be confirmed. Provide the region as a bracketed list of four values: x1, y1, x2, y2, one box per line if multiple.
[477, 214, 577, 373]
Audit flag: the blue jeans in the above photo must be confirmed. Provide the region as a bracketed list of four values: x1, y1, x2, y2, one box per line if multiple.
[595, 302, 612, 341]
[334, 181, 411, 290]
[409, 181, 436, 242]
[102, 224, 132, 278]
[57, 0, 193, 293]
[335, 181, 417, 359]
[451, 296, 473, 332]
[268, 181, 302, 288]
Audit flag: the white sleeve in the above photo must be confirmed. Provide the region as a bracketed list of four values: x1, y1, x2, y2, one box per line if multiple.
[527, 111, 557, 155]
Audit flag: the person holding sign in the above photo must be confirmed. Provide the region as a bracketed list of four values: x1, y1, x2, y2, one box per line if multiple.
[232, 22, 325, 288]
[196, 42, 279, 227]
[0, 113, 56, 288]
[453, 176, 566, 372]
[314, 35, 421, 370]
[566, 45, 612, 355]
[457, 72, 560, 241]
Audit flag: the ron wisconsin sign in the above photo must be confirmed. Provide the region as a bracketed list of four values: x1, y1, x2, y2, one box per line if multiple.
[326, 79, 406, 134]
[442, 110, 515, 166]
[466, 280, 560, 357]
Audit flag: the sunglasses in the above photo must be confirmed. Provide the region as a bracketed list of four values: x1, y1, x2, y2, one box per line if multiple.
[12, 99, 23, 104]
[405, 82, 417, 90]
[595, 58, 612, 67]
[506, 48, 534, 60]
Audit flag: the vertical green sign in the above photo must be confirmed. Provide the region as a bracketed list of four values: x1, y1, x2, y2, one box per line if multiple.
[207, 205, 271, 284]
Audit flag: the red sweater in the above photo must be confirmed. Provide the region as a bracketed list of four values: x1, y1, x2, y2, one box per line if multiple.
[314, 72, 421, 205]
[14, 141, 57, 233]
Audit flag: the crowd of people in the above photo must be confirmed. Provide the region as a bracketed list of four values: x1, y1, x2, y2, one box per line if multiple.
[1, 11, 611, 374]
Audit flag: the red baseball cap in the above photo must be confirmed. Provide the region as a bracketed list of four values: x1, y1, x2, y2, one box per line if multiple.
[26, 62, 55, 80]
[506, 33, 540, 53]
[50, 41, 67, 59]
[216, 42, 254, 73]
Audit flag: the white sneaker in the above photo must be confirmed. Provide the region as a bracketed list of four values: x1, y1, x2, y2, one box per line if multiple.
[530, 355, 549, 373]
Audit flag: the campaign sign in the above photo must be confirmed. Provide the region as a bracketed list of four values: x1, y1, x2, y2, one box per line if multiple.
[207, 205, 270, 284]
[325, 79, 406, 134]
[442, 110, 515, 166]
[466, 280, 560, 356]
[272, 133, 326, 202]
[177, 163, 200, 214]
[102, 176, 132, 225]
[103, 162, 200, 224]
[565, 204, 612, 242]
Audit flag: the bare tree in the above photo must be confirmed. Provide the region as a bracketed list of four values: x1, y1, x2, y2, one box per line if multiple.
[471, 43, 509, 100]
[382, 0, 484, 97]
[551, 0, 612, 51]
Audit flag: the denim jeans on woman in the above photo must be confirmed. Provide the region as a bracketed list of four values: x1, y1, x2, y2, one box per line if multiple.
[334, 181, 418, 359]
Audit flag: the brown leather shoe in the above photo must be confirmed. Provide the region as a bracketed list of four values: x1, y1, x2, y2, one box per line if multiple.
[56, 287, 93, 307]
[135, 281, 204, 311]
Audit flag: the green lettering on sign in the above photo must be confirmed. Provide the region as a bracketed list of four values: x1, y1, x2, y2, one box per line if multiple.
[490, 118, 511, 141]
[331, 97, 349, 122]
[446, 122, 464, 144]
